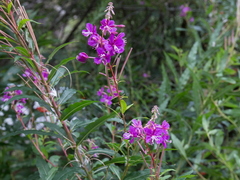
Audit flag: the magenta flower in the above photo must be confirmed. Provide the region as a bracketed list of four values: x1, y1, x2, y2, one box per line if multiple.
[100, 94, 113, 106]
[42, 69, 49, 81]
[1, 93, 12, 102]
[180, 5, 191, 17]
[107, 33, 125, 55]
[88, 34, 106, 49]
[1, 86, 28, 115]
[123, 119, 171, 148]
[82, 23, 97, 37]
[76, 52, 89, 63]
[94, 48, 111, 65]
[189, 17, 194, 22]
[22, 68, 32, 78]
[100, 19, 117, 35]
[97, 85, 122, 106]
[97, 87, 105, 96]
[16, 104, 24, 114]
[15, 90, 22, 95]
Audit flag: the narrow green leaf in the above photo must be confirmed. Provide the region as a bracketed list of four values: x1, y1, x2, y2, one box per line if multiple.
[36, 157, 49, 180]
[164, 52, 179, 83]
[77, 111, 117, 146]
[22, 57, 35, 68]
[15, 46, 30, 57]
[3, 86, 41, 94]
[7, 2, 13, 14]
[42, 122, 67, 139]
[46, 167, 58, 180]
[158, 64, 171, 113]
[52, 167, 84, 180]
[202, 115, 209, 132]
[46, 42, 77, 64]
[0, 36, 17, 44]
[48, 57, 76, 80]
[3, 94, 52, 112]
[60, 100, 97, 121]
[0, 130, 62, 141]
[50, 67, 66, 86]
[17, 19, 40, 30]
[124, 169, 151, 180]
[120, 99, 127, 114]
[192, 72, 202, 115]
[109, 164, 121, 180]
[160, 169, 175, 176]
[178, 42, 198, 89]
[57, 89, 76, 105]
[87, 148, 116, 156]
[171, 133, 187, 158]
[93, 155, 144, 171]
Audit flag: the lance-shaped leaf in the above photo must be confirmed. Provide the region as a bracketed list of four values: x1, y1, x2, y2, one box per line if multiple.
[46, 41, 77, 64]
[17, 19, 40, 30]
[60, 100, 97, 121]
[57, 88, 76, 105]
[0, 130, 62, 141]
[48, 57, 76, 81]
[77, 111, 118, 146]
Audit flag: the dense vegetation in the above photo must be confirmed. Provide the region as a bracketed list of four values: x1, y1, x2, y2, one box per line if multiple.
[0, 0, 239, 179]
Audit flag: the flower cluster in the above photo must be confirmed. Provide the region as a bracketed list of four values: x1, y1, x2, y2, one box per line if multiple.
[76, 3, 126, 65]
[1, 86, 28, 114]
[180, 5, 194, 22]
[23, 68, 49, 83]
[97, 85, 122, 106]
[123, 119, 171, 148]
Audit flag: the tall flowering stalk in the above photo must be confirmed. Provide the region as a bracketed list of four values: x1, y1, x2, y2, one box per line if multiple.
[123, 106, 171, 179]
[76, 2, 129, 109]
[76, 2, 132, 137]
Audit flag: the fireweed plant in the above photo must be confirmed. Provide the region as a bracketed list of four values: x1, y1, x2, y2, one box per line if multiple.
[0, 1, 172, 179]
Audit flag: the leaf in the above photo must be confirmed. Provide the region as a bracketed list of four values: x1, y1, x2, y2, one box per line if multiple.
[87, 148, 116, 157]
[202, 115, 209, 132]
[36, 156, 58, 180]
[52, 167, 84, 180]
[7, 2, 13, 14]
[50, 67, 66, 86]
[93, 155, 144, 171]
[3, 94, 52, 112]
[0, 130, 62, 141]
[158, 64, 171, 113]
[178, 42, 198, 90]
[60, 100, 97, 121]
[0, 36, 17, 44]
[192, 72, 202, 115]
[120, 99, 127, 114]
[36, 157, 49, 180]
[171, 133, 187, 158]
[164, 52, 179, 83]
[77, 111, 117, 146]
[48, 57, 76, 80]
[22, 57, 35, 68]
[42, 122, 67, 140]
[3, 86, 41, 94]
[160, 169, 176, 176]
[17, 19, 41, 30]
[57, 89, 76, 105]
[15, 46, 30, 57]
[109, 164, 121, 180]
[124, 169, 151, 180]
[46, 42, 77, 64]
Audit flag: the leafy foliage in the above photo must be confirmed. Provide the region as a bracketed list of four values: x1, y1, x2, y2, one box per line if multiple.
[0, 0, 240, 180]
